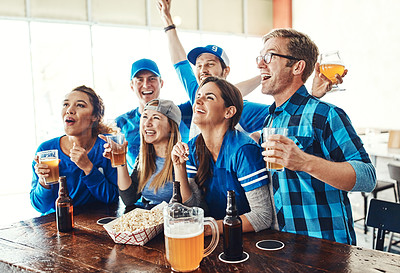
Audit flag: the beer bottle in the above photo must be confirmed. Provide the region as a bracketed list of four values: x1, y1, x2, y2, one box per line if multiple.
[170, 181, 182, 204]
[223, 190, 243, 260]
[55, 176, 74, 232]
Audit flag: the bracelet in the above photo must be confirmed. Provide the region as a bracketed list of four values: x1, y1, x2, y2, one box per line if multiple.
[164, 24, 176, 32]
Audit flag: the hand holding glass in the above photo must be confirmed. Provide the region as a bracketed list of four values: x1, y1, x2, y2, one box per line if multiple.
[262, 128, 288, 172]
[319, 51, 346, 91]
[37, 149, 60, 184]
[106, 134, 126, 167]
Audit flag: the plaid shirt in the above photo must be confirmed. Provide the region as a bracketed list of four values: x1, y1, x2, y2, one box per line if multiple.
[262, 85, 372, 245]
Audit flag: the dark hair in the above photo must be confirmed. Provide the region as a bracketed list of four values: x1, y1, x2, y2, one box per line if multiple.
[263, 28, 319, 83]
[71, 85, 115, 136]
[194, 77, 243, 191]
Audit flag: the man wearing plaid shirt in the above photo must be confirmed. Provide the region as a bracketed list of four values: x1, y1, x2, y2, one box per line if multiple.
[258, 29, 376, 245]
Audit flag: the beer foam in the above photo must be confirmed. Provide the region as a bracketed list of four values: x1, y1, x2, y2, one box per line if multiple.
[164, 222, 203, 238]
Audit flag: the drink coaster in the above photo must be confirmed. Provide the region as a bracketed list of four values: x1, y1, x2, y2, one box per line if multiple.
[218, 251, 249, 264]
[256, 240, 284, 251]
[96, 217, 117, 225]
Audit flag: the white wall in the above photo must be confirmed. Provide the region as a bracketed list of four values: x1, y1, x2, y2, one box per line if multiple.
[293, 0, 400, 130]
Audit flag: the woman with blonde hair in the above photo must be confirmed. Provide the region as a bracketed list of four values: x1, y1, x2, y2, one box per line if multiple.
[104, 99, 200, 208]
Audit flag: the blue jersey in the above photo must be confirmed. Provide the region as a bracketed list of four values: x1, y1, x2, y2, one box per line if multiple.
[186, 129, 269, 220]
[116, 102, 192, 173]
[30, 136, 119, 215]
[174, 60, 270, 133]
[261, 85, 376, 245]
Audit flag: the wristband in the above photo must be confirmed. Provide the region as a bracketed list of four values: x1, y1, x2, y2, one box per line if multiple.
[164, 24, 176, 32]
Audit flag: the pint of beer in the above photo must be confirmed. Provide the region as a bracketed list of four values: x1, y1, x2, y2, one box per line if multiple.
[262, 127, 288, 172]
[106, 134, 126, 167]
[37, 149, 60, 184]
[164, 203, 219, 272]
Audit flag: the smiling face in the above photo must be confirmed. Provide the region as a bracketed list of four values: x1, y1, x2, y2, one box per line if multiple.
[140, 109, 171, 147]
[194, 53, 229, 83]
[192, 81, 231, 130]
[258, 37, 295, 97]
[62, 91, 96, 137]
[131, 70, 163, 108]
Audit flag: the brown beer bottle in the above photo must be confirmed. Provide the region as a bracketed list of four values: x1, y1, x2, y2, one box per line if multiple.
[223, 190, 243, 260]
[170, 181, 182, 204]
[55, 176, 74, 232]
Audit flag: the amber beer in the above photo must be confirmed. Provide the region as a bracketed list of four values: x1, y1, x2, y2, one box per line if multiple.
[262, 128, 288, 172]
[38, 149, 60, 184]
[110, 151, 126, 167]
[165, 229, 204, 272]
[106, 134, 126, 167]
[320, 64, 345, 84]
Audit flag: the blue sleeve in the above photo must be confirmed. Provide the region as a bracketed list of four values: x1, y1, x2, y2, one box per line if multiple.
[174, 60, 199, 105]
[239, 101, 270, 133]
[30, 159, 58, 214]
[178, 101, 193, 143]
[186, 140, 198, 179]
[81, 162, 119, 204]
[349, 161, 376, 192]
[235, 144, 269, 192]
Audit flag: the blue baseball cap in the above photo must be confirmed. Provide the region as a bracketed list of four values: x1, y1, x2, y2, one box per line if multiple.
[187, 45, 230, 67]
[130, 58, 161, 80]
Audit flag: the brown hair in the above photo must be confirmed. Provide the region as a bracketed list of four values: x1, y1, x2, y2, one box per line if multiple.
[71, 85, 116, 136]
[263, 28, 319, 83]
[194, 77, 243, 190]
[137, 100, 181, 193]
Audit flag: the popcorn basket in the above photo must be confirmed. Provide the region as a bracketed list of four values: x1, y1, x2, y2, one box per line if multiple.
[104, 202, 166, 246]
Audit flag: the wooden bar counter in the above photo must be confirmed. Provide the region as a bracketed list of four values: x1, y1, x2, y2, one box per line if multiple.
[0, 201, 399, 272]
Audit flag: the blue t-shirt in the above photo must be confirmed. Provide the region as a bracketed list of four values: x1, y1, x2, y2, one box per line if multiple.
[174, 60, 270, 134]
[141, 157, 173, 204]
[116, 102, 192, 173]
[186, 129, 269, 220]
[261, 85, 376, 245]
[30, 136, 119, 215]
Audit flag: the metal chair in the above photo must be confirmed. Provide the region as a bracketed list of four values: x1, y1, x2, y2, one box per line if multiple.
[366, 198, 400, 251]
[359, 174, 398, 234]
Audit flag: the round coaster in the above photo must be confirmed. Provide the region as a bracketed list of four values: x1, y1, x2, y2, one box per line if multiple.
[256, 240, 284, 251]
[96, 217, 117, 225]
[218, 251, 249, 264]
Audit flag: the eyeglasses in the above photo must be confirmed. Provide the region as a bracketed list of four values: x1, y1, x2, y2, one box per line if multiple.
[256, 52, 300, 64]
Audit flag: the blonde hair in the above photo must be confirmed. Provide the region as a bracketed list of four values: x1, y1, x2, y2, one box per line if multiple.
[137, 108, 181, 193]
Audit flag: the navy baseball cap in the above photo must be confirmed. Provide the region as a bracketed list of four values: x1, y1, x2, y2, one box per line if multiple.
[187, 45, 230, 66]
[130, 58, 161, 80]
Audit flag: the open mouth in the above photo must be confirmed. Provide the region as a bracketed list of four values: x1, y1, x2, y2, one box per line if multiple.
[261, 74, 271, 81]
[65, 117, 76, 125]
[142, 91, 154, 95]
[145, 130, 156, 135]
[200, 74, 211, 81]
[195, 108, 206, 114]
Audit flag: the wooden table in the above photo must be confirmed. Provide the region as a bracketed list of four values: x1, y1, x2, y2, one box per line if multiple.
[1, 202, 399, 272]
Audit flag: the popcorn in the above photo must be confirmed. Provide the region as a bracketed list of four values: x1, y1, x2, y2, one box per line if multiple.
[104, 202, 166, 246]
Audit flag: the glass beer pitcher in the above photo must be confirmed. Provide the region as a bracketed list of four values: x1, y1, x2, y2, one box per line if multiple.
[163, 203, 219, 272]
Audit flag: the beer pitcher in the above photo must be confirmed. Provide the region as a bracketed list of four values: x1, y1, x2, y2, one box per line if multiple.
[163, 203, 219, 272]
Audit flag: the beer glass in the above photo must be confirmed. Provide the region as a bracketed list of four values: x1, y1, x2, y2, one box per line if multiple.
[319, 51, 346, 91]
[106, 134, 126, 167]
[37, 149, 60, 184]
[163, 203, 219, 272]
[262, 127, 288, 172]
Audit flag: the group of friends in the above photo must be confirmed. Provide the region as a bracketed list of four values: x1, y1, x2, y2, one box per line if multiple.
[31, 0, 376, 245]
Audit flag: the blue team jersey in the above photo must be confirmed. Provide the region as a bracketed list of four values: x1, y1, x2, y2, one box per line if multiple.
[261, 85, 376, 245]
[30, 136, 119, 215]
[174, 60, 270, 134]
[116, 102, 192, 173]
[186, 129, 269, 220]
